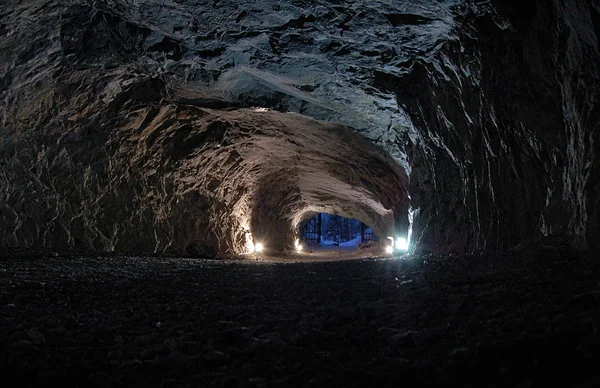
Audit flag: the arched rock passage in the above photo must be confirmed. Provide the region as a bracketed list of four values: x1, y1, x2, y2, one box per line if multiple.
[178, 108, 409, 254]
[0, 95, 408, 257]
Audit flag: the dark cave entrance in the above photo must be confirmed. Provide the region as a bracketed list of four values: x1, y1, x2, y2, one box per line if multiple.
[301, 213, 380, 248]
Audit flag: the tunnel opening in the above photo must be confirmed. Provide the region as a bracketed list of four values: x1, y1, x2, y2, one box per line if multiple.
[300, 212, 380, 249]
[0, 89, 412, 257]
[192, 108, 413, 258]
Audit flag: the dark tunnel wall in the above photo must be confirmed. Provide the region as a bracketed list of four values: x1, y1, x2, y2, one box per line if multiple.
[0, 0, 598, 256]
[386, 0, 600, 253]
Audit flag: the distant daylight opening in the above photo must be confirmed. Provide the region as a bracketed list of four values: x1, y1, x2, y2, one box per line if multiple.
[301, 213, 380, 250]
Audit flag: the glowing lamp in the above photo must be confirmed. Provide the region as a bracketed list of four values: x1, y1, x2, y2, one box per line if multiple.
[395, 237, 409, 251]
[255, 243, 264, 253]
[385, 245, 394, 254]
[294, 239, 303, 252]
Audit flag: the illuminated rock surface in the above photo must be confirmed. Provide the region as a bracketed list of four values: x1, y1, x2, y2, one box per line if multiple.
[0, 0, 599, 255]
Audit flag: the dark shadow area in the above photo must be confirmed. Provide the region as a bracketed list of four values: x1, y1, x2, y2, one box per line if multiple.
[1, 245, 598, 387]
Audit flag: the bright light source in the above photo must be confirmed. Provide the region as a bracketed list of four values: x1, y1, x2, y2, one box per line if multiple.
[255, 243, 264, 253]
[395, 237, 409, 251]
[385, 245, 394, 254]
[297, 244, 303, 252]
[246, 237, 255, 253]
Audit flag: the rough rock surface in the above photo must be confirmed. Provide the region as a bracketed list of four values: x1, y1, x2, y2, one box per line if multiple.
[1, 248, 599, 387]
[0, 99, 409, 255]
[1, 0, 599, 255]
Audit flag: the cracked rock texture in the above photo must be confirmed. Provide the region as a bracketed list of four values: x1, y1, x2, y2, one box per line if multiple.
[0, 0, 598, 255]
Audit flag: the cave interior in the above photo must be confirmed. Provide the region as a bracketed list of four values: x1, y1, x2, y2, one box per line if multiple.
[1, 0, 600, 386]
[0, 0, 598, 258]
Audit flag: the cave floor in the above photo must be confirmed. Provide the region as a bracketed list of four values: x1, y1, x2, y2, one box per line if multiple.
[248, 245, 392, 263]
[1, 249, 599, 387]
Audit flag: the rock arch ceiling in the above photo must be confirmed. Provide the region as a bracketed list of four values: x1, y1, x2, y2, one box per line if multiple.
[0, 0, 598, 256]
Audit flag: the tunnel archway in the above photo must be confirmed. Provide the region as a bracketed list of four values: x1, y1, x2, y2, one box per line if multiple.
[173, 107, 411, 256]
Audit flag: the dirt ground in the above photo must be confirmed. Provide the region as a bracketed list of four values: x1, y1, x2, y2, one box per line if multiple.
[1, 245, 599, 387]
[245, 244, 393, 263]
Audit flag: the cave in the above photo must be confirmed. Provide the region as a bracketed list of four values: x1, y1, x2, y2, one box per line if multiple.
[1, 0, 600, 386]
[0, 0, 598, 258]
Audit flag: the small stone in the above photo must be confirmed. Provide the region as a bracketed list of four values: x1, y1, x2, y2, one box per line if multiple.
[167, 350, 186, 361]
[248, 377, 268, 388]
[223, 376, 240, 388]
[158, 378, 178, 388]
[10, 340, 38, 354]
[28, 328, 46, 345]
[123, 359, 142, 369]
[202, 350, 228, 365]
[49, 324, 66, 336]
[388, 331, 416, 347]
[140, 347, 156, 360]
[449, 347, 469, 358]
[1, 304, 17, 314]
[107, 349, 125, 360]
[163, 337, 178, 352]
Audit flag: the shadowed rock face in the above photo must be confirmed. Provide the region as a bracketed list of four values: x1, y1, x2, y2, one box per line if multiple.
[0, 0, 598, 256]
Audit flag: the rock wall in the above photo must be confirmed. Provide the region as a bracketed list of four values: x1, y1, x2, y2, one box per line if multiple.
[388, 0, 600, 253]
[0, 0, 598, 256]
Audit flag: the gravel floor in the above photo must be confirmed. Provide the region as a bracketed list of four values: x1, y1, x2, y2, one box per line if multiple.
[1, 248, 599, 387]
